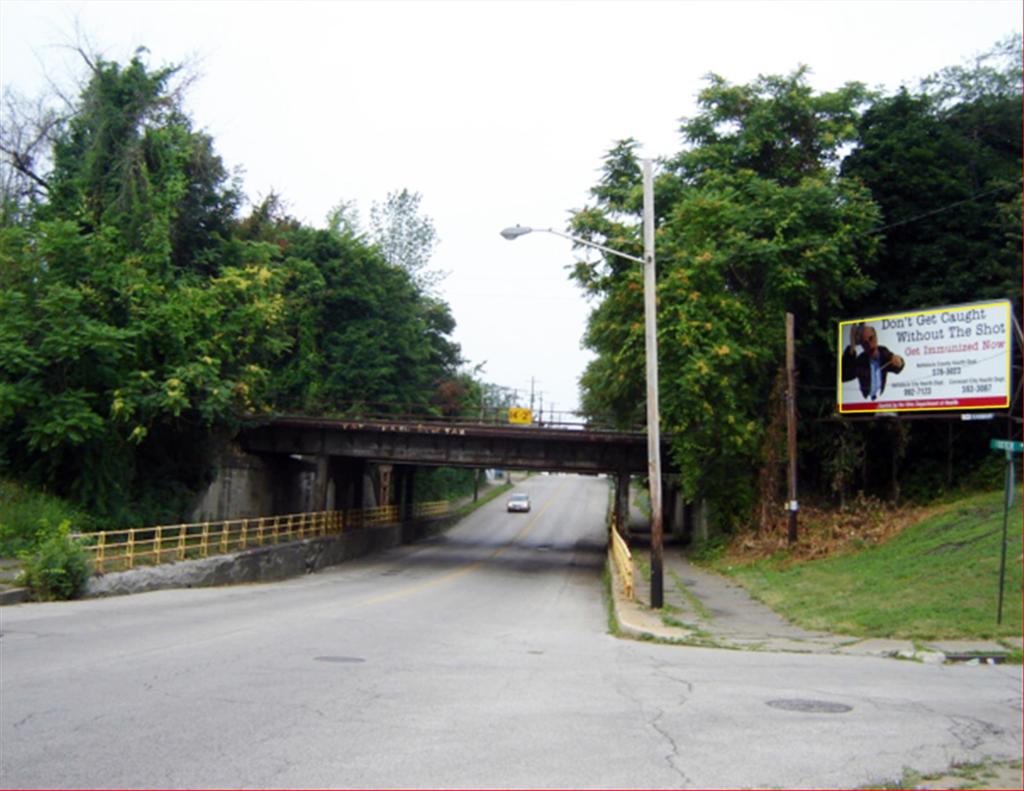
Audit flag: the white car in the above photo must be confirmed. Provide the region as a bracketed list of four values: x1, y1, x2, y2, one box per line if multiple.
[506, 493, 531, 513]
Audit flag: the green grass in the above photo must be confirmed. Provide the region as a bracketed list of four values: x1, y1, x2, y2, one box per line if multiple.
[868, 758, 1023, 790]
[0, 478, 95, 556]
[454, 480, 513, 517]
[710, 490, 1022, 640]
[602, 562, 622, 635]
[669, 568, 714, 621]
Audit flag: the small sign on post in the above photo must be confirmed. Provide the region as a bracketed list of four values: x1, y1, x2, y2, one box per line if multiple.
[990, 439, 1024, 454]
[508, 407, 533, 425]
[990, 437, 1022, 624]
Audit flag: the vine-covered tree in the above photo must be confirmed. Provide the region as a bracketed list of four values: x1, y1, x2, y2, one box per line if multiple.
[570, 70, 881, 529]
[842, 35, 1022, 315]
[0, 51, 467, 525]
[0, 53, 291, 524]
[834, 36, 1022, 500]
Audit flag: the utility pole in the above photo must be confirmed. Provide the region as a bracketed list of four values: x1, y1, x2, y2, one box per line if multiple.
[786, 312, 798, 544]
[474, 385, 485, 501]
[642, 159, 664, 608]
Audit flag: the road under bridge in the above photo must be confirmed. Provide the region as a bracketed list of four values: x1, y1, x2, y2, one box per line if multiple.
[237, 415, 690, 543]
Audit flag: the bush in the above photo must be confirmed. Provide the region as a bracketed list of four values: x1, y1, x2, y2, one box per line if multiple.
[19, 521, 91, 601]
[0, 478, 95, 556]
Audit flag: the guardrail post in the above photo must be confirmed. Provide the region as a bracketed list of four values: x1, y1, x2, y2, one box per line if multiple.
[96, 532, 106, 573]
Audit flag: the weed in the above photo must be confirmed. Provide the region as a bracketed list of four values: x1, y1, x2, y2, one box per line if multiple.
[669, 568, 713, 621]
[455, 481, 513, 517]
[602, 562, 621, 636]
[709, 490, 1022, 639]
[19, 521, 91, 601]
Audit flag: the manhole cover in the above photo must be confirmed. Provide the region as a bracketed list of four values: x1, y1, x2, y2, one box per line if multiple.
[314, 656, 366, 664]
[766, 699, 852, 714]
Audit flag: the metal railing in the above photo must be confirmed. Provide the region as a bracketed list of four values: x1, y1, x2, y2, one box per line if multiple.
[74, 501, 451, 574]
[609, 514, 634, 601]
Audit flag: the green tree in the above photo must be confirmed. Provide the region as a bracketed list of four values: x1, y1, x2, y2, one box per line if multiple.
[835, 37, 1022, 500]
[242, 200, 462, 417]
[369, 188, 446, 293]
[0, 53, 290, 525]
[571, 70, 880, 530]
[842, 36, 1022, 315]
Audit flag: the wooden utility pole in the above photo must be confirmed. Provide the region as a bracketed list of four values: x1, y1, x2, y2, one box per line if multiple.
[786, 312, 798, 544]
[474, 386, 485, 501]
[642, 159, 664, 608]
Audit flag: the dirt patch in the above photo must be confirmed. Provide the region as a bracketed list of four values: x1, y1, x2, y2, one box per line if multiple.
[724, 495, 950, 565]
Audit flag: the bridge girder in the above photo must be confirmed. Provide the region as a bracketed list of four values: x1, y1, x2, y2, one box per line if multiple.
[240, 417, 659, 475]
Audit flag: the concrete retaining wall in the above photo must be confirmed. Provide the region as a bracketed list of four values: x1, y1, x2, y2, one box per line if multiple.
[86, 513, 460, 599]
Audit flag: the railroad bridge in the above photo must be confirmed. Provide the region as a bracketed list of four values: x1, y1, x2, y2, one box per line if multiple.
[227, 415, 689, 542]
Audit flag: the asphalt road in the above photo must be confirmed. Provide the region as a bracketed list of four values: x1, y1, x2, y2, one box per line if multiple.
[1, 474, 1021, 789]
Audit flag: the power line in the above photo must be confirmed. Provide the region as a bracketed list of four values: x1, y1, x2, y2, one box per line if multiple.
[864, 181, 1021, 237]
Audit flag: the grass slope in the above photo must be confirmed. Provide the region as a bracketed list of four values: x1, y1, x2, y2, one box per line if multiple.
[714, 489, 1022, 640]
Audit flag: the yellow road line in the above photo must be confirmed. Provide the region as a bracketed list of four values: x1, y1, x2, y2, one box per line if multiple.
[357, 479, 569, 608]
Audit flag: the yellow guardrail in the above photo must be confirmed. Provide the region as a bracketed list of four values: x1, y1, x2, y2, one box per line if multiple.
[74, 501, 451, 574]
[609, 514, 634, 601]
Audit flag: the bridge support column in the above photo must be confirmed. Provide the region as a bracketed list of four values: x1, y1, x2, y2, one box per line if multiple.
[664, 477, 685, 544]
[314, 456, 330, 512]
[614, 470, 630, 536]
[334, 458, 367, 511]
[393, 465, 416, 520]
[378, 464, 393, 508]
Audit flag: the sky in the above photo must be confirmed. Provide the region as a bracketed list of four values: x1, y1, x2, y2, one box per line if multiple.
[1, 0, 1020, 420]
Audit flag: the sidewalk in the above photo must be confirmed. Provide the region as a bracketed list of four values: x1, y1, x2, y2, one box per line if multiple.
[611, 537, 1022, 664]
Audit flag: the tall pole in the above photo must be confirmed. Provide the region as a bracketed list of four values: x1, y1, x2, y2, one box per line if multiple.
[642, 159, 664, 608]
[474, 385, 485, 501]
[785, 312, 798, 544]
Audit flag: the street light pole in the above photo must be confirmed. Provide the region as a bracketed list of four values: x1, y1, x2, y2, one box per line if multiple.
[500, 158, 664, 608]
[641, 159, 664, 608]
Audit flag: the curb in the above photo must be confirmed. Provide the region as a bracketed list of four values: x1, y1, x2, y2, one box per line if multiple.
[606, 549, 1020, 663]
[0, 587, 31, 606]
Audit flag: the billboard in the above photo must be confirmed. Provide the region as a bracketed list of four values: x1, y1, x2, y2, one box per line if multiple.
[837, 300, 1012, 414]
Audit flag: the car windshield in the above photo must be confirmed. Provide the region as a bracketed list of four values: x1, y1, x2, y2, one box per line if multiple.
[510, 494, 528, 501]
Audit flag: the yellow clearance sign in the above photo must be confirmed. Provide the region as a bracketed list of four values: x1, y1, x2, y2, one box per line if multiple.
[837, 300, 1012, 414]
[508, 407, 533, 425]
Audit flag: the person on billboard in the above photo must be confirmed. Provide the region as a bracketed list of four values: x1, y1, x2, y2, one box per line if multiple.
[841, 323, 905, 400]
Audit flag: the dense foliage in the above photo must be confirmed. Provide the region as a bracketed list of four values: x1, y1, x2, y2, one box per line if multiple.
[571, 39, 1021, 533]
[0, 52, 474, 529]
[1, 40, 1019, 543]
[17, 520, 91, 601]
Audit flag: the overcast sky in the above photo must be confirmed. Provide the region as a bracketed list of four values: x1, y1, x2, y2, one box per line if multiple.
[1, 0, 1019, 419]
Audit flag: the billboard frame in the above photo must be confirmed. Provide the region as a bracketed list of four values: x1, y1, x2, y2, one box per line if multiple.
[836, 299, 1014, 416]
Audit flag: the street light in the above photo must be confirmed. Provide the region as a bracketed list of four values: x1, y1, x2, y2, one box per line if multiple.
[501, 159, 664, 608]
